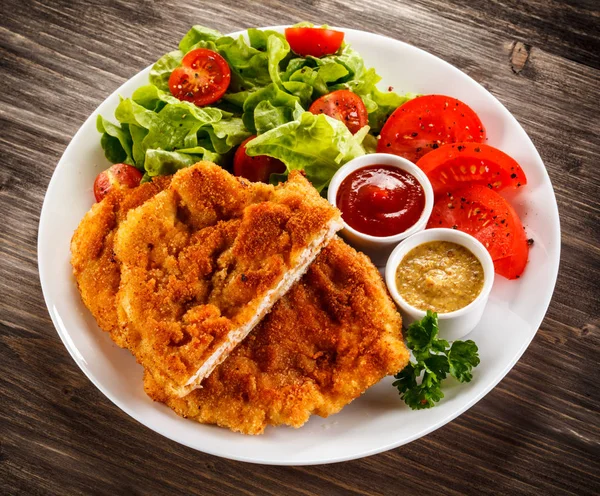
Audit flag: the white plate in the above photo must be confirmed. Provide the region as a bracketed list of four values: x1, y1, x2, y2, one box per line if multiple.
[38, 26, 560, 465]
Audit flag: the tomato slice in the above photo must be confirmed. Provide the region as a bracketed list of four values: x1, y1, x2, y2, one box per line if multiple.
[285, 27, 344, 57]
[494, 202, 529, 279]
[233, 136, 286, 183]
[377, 95, 486, 163]
[417, 142, 527, 197]
[93, 163, 143, 202]
[308, 90, 368, 134]
[168, 48, 231, 106]
[426, 184, 529, 279]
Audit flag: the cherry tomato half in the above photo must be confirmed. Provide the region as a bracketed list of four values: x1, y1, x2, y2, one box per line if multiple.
[417, 142, 527, 197]
[377, 95, 486, 163]
[309, 89, 368, 134]
[93, 163, 143, 202]
[426, 184, 528, 279]
[285, 27, 344, 57]
[233, 136, 286, 183]
[168, 48, 231, 107]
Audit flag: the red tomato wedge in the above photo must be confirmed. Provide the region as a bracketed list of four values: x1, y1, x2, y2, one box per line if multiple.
[308, 90, 368, 134]
[417, 142, 527, 197]
[426, 184, 529, 279]
[168, 48, 231, 106]
[93, 163, 143, 202]
[285, 27, 344, 57]
[377, 95, 486, 163]
[494, 202, 529, 279]
[233, 136, 286, 183]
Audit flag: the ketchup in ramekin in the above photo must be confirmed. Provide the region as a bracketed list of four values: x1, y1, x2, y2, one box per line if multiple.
[336, 165, 425, 237]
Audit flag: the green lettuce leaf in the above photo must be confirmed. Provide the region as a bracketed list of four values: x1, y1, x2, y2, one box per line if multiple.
[281, 58, 349, 99]
[222, 90, 249, 108]
[266, 35, 313, 107]
[281, 80, 312, 107]
[318, 63, 350, 83]
[175, 147, 222, 162]
[96, 115, 135, 167]
[312, 44, 366, 83]
[115, 97, 160, 130]
[266, 34, 290, 87]
[242, 83, 300, 133]
[287, 67, 327, 96]
[99, 133, 128, 165]
[313, 43, 415, 133]
[199, 117, 251, 153]
[179, 25, 223, 53]
[245, 111, 367, 191]
[247, 28, 286, 50]
[129, 124, 149, 166]
[99, 24, 416, 182]
[281, 57, 308, 80]
[114, 97, 243, 171]
[218, 35, 272, 92]
[363, 88, 416, 133]
[144, 148, 221, 177]
[132, 84, 180, 111]
[149, 50, 183, 92]
[253, 100, 295, 135]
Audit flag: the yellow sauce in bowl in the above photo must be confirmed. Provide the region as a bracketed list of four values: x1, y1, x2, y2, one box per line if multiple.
[395, 241, 484, 313]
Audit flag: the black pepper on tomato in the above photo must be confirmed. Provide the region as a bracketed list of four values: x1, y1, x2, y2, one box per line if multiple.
[417, 142, 527, 197]
[426, 184, 528, 279]
[309, 90, 368, 134]
[377, 95, 486, 163]
[168, 48, 231, 106]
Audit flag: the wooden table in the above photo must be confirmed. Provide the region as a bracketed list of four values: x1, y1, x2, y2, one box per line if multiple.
[2, 1, 598, 494]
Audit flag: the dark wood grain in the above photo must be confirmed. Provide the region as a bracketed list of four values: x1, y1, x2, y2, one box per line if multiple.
[1, 0, 599, 494]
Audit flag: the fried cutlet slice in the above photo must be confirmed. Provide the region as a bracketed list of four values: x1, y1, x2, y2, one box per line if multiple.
[70, 176, 171, 346]
[145, 238, 409, 435]
[114, 162, 343, 397]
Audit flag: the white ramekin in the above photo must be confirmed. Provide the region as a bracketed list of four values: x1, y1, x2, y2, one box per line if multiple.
[327, 153, 434, 266]
[385, 228, 495, 341]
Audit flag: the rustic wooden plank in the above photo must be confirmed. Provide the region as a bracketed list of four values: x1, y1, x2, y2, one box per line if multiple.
[405, 0, 600, 70]
[1, 0, 599, 495]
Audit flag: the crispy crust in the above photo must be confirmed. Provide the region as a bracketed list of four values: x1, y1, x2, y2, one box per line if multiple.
[71, 164, 408, 435]
[113, 162, 342, 396]
[70, 176, 171, 346]
[145, 238, 409, 435]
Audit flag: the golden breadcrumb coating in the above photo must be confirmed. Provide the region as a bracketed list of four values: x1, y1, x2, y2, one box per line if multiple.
[70, 176, 171, 346]
[145, 238, 409, 435]
[113, 162, 342, 396]
[71, 164, 407, 435]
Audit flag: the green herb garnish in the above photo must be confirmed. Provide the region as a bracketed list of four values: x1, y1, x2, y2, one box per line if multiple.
[393, 311, 480, 410]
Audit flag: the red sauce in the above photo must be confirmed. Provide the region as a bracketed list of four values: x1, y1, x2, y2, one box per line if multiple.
[336, 165, 425, 237]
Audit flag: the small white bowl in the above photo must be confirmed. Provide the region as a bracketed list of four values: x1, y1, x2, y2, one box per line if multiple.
[327, 153, 434, 266]
[385, 228, 495, 341]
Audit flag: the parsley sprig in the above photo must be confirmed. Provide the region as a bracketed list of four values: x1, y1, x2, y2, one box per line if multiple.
[393, 311, 480, 410]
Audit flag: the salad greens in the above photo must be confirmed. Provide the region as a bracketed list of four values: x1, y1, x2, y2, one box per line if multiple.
[394, 311, 480, 409]
[98, 23, 414, 188]
[246, 111, 368, 192]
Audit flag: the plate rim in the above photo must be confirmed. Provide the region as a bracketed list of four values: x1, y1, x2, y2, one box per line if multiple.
[37, 25, 561, 465]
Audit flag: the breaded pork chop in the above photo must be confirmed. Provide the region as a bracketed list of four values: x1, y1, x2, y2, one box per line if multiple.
[145, 238, 409, 435]
[114, 162, 342, 397]
[70, 176, 171, 347]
